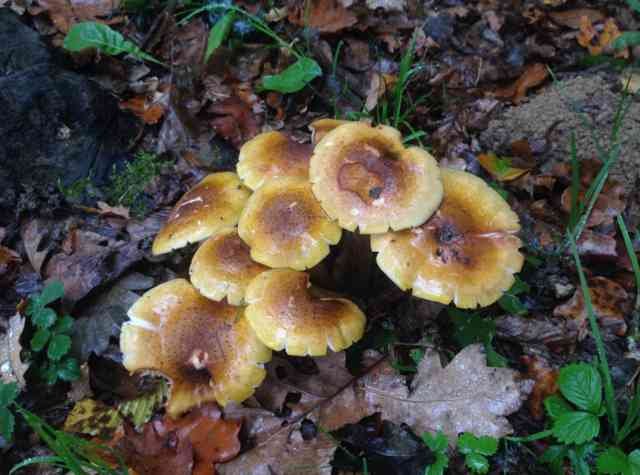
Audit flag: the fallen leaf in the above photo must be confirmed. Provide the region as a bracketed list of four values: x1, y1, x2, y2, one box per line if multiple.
[0, 245, 20, 286]
[549, 9, 604, 29]
[217, 424, 335, 475]
[521, 355, 558, 420]
[29, 0, 123, 33]
[287, 0, 357, 33]
[21, 219, 55, 274]
[96, 201, 131, 219]
[477, 152, 532, 181]
[209, 96, 260, 148]
[119, 97, 166, 125]
[358, 345, 533, 442]
[495, 314, 581, 348]
[576, 230, 617, 261]
[0, 314, 29, 387]
[553, 276, 630, 337]
[492, 63, 548, 104]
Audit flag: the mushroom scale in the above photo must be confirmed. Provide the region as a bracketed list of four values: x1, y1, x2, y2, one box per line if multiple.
[152, 172, 250, 255]
[237, 131, 313, 190]
[237, 177, 342, 270]
[244, 269, 366, 356]
[371, 168, 524, 309]
[120, 279, 271, 418]
[190, 228, 268, 306]
[309, 122, 443, 234]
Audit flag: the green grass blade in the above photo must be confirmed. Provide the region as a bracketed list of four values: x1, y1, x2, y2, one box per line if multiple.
[10, 456, 66, 474]
[567, 232, 619, 434]
[617, 215, 640, 311]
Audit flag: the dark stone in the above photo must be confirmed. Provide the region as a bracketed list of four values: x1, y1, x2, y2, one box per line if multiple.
[0, 10, 139, 213]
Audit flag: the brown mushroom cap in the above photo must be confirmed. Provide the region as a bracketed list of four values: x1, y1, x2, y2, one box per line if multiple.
[244, 269, 366, 356]
[152, 172, 250, 255]
[309, 118, 352, 145]
[237, 177, 342, 270]
[190, 229, 268, 306]
[237, 131, 312, 190]
[309, 122, 443, 234]
[371, 168, 524, 308]
[120, 279, 271, 417]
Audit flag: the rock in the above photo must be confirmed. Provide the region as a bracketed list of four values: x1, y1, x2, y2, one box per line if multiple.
[481, 73, 640, 227]
[0, 10, 139, 220]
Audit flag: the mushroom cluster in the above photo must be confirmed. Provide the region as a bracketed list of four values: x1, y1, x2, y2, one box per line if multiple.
[120, 119, 524, 417]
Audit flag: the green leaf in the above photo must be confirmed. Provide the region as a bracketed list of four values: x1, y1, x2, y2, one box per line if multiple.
[41, 363, 59, 386]
[628, 450, 640, 475]
[0, 407, 15, 441]
[422, 431, 448, 453]
[52, 315, 74, 334]
[38, 281, 64, 306]
[30, 328, 51, 352]
[544, 394, 573, 419]
[0, 383, 18, 407]
[627, 0, 640, 13]
[508, 277, 530, 295]
[613, 32, 640, 50]
[458, 433, 498, 456]
[205, 11, 235, 63]
[425, 453, 449, 475]
[32, 307, 57, 330]
[410, 348, 425, 366]
[260, 57, 322, 94]
[551, 411, 600, 445]
[449, 309, 495, 346]
[559, 363, 602, 413]
[497, 293, 528, 315]
[47, 334, 71, 361]
[541, 445, 568, 463]
[56, 357, 81, 382]
[597, 447, 629, 474]
[465, 453, 490, 474]
[63, 22, 163, 65]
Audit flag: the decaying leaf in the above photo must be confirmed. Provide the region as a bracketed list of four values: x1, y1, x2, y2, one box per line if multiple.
[209, 96, 260, 148]
[492, 63, 548, 104]
[0, 314, 29, 387]
[287, 0, 357, 33]
[553, 276, 630, 337]
[549, 9, 604, 29]
[578, 16, 627, 57]
[477, 152, 532, 181]
[358, 344, 533, 442]
[29, 0, 123, 33]
[120, 96, 166, 125]
[217, 424, 335, 475]
[0, 245, 20, 285]
[521, 355, 558, 420]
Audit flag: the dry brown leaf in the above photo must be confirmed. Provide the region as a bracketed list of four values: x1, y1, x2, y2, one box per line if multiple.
[549, 9, 604, 29]
[0, 245, 21, 285]
[0, 314, 29, 387]
[521, 355, 558, 420]
[209, 96, 260, 149]
[21, 219, 54, 274]
[553, 276, 630, 337]
[492, 63, 548, 104]
[30, 0, 122, 33]
[120, 97, 166, 125]
[217, 425, 335, 475]
[358, 344, 533, 441]
[287, 0, 357, 33]
[96, 201, 131, 219]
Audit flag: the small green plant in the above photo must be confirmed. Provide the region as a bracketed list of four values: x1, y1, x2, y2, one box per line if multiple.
[25, 281, 80, 385]
[106, 151, 165, 217]
[1, 382, 128, 474]
[422, 431, 498, 475]
[448, 308, 507, 368]
[613, 0, 640, 54]
[57, 176, 97, 204]
[181, 4, 321, 93]
[63, 22, 163, 65]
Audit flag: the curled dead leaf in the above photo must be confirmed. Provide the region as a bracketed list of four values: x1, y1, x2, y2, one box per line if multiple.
[553, 276, 630, 337]
[492, 63, 548, 104]
[29, 0, 123, 33]
[0, 314, 29, 387]
[120, 97, 166, 125]
[549, 9, 604, 29]
[521, 355, 558, 420]
[287, 0, 357, 33]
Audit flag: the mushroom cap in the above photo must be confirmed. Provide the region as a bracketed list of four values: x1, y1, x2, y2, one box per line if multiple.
[309, 118, 352, 145]
[189, 229, 268, 306]
[237, 177, 342, 270]
[244, 269, 366, 356]
[237, 131, 313, 190]
[152, 172, 250, 255]
[371, 168, 524, 309]
[120, 279, 271, 417]
[309, 122, 443, 234]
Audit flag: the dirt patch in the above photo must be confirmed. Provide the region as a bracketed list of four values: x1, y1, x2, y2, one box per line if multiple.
[481, 73, 640, 225]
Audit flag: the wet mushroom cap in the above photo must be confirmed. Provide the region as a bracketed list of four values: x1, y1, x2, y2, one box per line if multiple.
[152, 172, 250, 255]
[309, 118, 352, 145]
[237, 131, 313, 190]
[237, 177, 342, 270]
[189, 229, 268, 306]
[371, 168, 524, 309]
[244, 269, 366, 356]
[120, 279, 271, 417]
[309, 122, 443, 234]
